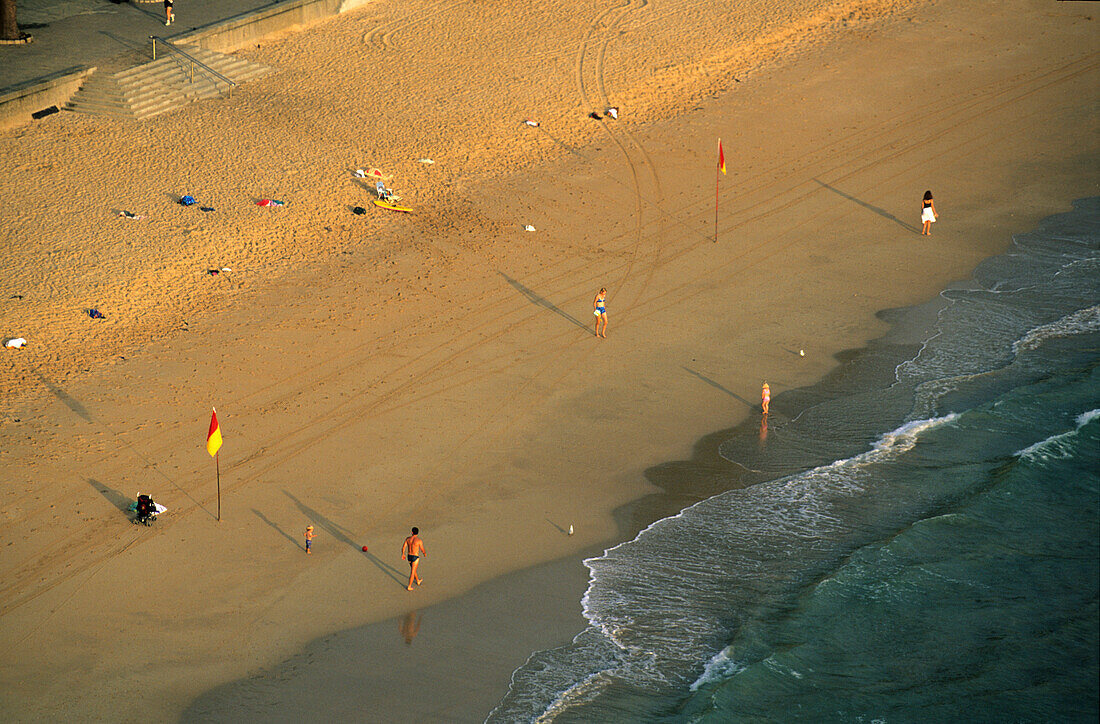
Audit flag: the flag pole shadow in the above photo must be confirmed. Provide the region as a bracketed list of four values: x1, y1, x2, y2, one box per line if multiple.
[28, 368, 216, 520]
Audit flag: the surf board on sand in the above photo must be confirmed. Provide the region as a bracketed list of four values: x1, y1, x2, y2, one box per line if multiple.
[373, 199, 412, 213]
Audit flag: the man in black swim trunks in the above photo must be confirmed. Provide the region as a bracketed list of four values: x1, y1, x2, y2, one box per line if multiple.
[401, 527, 427, 591]
[164, 0, 174, 26]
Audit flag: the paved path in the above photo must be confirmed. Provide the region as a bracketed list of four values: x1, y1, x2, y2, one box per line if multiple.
[1, 0, 280, 89]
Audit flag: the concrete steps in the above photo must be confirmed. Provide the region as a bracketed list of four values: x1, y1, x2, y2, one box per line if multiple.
[65, 46, 273, 120]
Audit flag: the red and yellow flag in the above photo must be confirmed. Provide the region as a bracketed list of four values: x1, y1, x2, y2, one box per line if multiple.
[206, 408, 223, 457]
[718, 139, 726, 175]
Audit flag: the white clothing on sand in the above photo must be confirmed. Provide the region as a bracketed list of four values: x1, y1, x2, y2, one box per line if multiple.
[921, 207, 936, 223]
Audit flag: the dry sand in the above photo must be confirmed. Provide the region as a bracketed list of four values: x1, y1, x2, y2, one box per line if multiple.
[0, 0, 1097, 719]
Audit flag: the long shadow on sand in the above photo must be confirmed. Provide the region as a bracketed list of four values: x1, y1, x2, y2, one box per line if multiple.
[88, 477, 133, 517]
[252, 508, 301, 551]
[500, 272, 589, 332]
[31, 368, 215, 518]
[282, 490, 407, 587]
[33, 369, 93, 423]
[282, 490, 359, 550]
[682, 367, 756, 410]
[814, 178, 921, 234]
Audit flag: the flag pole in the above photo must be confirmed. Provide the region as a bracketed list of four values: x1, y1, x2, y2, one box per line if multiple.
[208, 406, 223, 521]
[714, 159, 719, 243]
[714, 138, 721, 243]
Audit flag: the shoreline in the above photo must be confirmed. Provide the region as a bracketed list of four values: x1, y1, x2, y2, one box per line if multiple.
[182, 544, 605, 722]
[181, 188, 1096, 720]
[1, 0, 1097, 719]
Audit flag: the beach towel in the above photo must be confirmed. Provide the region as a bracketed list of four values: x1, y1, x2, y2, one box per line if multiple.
[128, 500, 167, 514]
[5, 338, 27, 349]
[88, 308, 105, 319]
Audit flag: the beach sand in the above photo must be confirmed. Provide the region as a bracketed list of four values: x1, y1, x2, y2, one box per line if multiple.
[0, 0, 1097, 719]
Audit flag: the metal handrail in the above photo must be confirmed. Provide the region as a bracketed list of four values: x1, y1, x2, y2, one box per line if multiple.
[149, 36, 237, 97]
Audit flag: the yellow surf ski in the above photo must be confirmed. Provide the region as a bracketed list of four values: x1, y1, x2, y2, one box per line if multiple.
[373, 198, 413, 213]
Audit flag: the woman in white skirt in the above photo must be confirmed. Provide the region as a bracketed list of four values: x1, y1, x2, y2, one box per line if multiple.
[921, 190, 938, 235]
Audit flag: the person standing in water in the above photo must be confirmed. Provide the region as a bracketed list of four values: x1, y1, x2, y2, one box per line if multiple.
[761, 381, 771, 415]
[593, 288, 608, 338]
[921, 190, 938, 235]
[402, 527, 427, 591]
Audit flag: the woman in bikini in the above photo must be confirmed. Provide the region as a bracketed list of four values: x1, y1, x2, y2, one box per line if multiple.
[593, 288, 608, 338]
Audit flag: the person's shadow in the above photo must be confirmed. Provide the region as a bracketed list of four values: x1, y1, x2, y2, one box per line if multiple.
[813, 179, 921, 233]
[88, 478, 133, 517]
[500, 272, 588, 332]
[282, 490, 407, 587]
[682, 367, 756, 409]
[252, 508, 301, 550]
[31, 368, 214, 518]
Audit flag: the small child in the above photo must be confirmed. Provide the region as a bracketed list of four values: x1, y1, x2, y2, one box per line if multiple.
[305, 525, 315, 554]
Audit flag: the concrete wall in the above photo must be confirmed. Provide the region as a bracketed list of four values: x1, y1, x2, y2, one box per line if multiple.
[0, 66, 96, 133]
[0, 0, 371, 132]
[172, 0, 356, 54]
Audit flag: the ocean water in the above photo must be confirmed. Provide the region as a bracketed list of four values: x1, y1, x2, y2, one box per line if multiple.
[488, 198, 1100, 723]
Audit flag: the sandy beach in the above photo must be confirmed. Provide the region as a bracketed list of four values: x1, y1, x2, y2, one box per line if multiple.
[1, 0, 1097, 719]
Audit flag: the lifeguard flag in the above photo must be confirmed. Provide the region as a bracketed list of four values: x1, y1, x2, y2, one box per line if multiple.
[718, 140, 726, 175]
[206, 408, 223, 457]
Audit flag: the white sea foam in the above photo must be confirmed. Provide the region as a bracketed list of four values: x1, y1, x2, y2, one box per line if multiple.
[489, 203, 1100, 723]
[870, 415, 957, 453]
[690, 646, 742, 691]
[1014, 409, 1098, 459]
[563, 415, 959, 706]
[1076, 408, 1100, 428]
[1012, 305, 1100, 354]
[533, 671, 609, 724]
[1015, 408, 1099, 459]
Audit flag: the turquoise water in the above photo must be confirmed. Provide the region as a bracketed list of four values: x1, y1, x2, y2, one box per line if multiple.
[689, 387, 1099, 723]
[489, 198, 1100, 722]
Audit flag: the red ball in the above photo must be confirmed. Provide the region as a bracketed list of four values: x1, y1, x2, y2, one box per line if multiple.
[362, 545, 369, 552]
